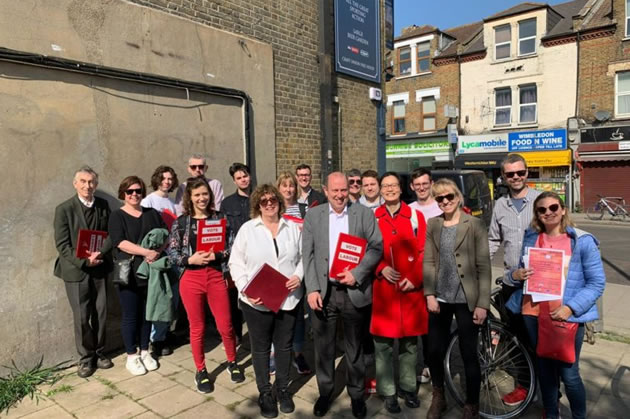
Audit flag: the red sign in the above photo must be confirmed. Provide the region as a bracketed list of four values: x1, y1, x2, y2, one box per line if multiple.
[76, 230, 108, 259]
[330, 233, 367, 279]
[196, 218, 226, 252]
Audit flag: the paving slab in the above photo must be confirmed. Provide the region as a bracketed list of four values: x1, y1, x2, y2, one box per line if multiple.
[115, 370, 179, 401]
[50, 379, 112, 413]
[171, 399, 240, 419]
[18, 405, 74, 418]
[73, 394, 147, 418]
[138, 384, 207, 417]
[4, 395, 54, 418]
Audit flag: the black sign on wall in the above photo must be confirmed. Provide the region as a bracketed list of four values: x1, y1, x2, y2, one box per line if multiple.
[385, 0, 394, 50]
[334, 0, 381, 83]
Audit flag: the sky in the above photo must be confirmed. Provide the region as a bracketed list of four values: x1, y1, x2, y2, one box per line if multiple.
[394, 0, 569, 35]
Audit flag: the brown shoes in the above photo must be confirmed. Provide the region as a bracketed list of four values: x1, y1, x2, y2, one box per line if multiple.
[427, 386, 447, 419]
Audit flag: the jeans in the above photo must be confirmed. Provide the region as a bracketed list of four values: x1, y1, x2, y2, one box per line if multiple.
[151, 281, 180, 343]
[241, 302, 298, 394]
[427, 303, 481, 404]
[374, 335, 418, 396]
[117, 284, 151, 354]
[523, 315, 586, 419]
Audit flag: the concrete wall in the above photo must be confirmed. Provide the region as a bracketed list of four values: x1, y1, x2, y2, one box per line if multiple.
[461, 9, 577, 133]
[0, 0, 275, 368]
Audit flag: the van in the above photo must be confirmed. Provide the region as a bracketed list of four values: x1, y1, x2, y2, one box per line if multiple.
[401, 169, 493, 228]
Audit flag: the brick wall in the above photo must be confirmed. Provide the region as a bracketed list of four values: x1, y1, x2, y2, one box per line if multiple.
[128, 0, 382, 185]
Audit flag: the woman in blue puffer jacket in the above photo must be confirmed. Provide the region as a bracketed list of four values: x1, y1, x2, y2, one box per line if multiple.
[506, 191, 605, 419]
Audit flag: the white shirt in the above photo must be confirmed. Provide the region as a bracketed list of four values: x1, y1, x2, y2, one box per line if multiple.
[229, 217, 304, 311]
[409, 200, 443, 220]
[141, 192, 177, 214]
[328, 204, 349, 278]
[77, 194, 95, 208]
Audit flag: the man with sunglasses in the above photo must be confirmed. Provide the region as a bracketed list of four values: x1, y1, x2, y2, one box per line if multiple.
[53, 166, 114, 378]
[175, 154, 224, 215]
[488, 153, 540, 407]
[346, 168, 363, 203]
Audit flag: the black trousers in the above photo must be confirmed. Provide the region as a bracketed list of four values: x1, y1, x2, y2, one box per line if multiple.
[427, 303, 481, 404]
[228, 286, 243, 340]
[311, 285, 370, 401]
[64, 277, 108, 365]
[241, 302, 298, 395]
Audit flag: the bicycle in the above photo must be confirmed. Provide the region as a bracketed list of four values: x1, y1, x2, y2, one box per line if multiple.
[444, 281, 536, 419]
[586, 195, 629, 221]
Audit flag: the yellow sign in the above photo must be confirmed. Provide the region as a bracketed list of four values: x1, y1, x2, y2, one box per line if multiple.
[520, 150, 572, 167]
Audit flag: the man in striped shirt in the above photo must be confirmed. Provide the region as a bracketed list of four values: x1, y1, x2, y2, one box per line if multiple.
[488, 153, 540, 407]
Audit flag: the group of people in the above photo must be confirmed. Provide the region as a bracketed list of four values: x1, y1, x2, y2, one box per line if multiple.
[53, 153, 605, 419]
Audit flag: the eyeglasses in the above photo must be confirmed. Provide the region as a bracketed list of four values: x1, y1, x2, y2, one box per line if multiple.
[381, 183, 400, 190]
[260, 197, 279, 207]
[296, 173, 311, 178]
[435, 193, 456, 203]
[504, 170, 527, 178]
[348, 179, 361, 186]
[125, 188, 143, 196]
[536, 204, 560, 215]
[189, 164, 206, 170]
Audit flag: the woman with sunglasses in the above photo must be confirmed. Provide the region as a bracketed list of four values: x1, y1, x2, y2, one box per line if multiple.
[372, 172, 427, 413]
[167, 177, 245, 393]
[229, 184, 304, 418]
[108, 176, 166, 376]
[507, 192, 605, 419]
[423, 178, 491, 419]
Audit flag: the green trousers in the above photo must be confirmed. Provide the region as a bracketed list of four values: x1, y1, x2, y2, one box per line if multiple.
[374, 335, 418, 396]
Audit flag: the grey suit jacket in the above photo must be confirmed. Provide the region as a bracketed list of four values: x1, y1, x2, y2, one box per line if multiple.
[303, 202, 382, 308]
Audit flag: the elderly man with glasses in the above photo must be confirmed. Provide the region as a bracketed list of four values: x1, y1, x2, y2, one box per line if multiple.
[175, 154, 224, 215]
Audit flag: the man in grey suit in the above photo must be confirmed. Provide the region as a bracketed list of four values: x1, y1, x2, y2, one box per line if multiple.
[303, 172, 382, 418]
[54, 166, 113, 378]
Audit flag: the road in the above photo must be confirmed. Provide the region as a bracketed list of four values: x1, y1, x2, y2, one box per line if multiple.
[490, 221, 630, 286]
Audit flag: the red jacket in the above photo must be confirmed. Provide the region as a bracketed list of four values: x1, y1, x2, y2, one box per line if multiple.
[371, 202, 429, 338]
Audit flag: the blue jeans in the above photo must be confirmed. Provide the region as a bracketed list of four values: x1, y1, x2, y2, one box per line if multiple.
[523, 315, 586, 419]
[151, 281, 180, 343]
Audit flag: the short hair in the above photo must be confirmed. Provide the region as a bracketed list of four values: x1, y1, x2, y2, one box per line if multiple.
[150, 165, 179, 192]
[188, 153, 206, 165]
[530, 191, 574, 233]
[295, 164, 311, 173]
[182, 177, 215, 216]
[501, 153, 528, 173]
[346, 168, 361, 178]
[379, 171, 401, 187]
[117, 176, 147, 200]
[250, 184, 286, 219]
[410, 168, 432, 182]
[74, 165, 99, 183]
[229, 162, 250, 178]
[431, 178, 464, 207]
[325, 172, 348, 188]
[361, 169, 379, 181]
[276, 171, 299, 202]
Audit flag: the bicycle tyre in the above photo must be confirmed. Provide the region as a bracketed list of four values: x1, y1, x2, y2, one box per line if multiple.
[585, 204, 604, 220]
[444, 320, 536, 419]
[613, 207, 626, 222]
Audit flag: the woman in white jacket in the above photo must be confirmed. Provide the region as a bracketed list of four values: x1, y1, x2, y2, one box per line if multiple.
[229, 184, 303, 419]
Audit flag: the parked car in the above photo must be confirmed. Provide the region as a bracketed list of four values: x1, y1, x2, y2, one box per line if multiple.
[400, 169, 493, 228]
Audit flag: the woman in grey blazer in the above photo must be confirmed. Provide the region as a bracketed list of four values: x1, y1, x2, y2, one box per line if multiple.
[423, 178, 491, 419]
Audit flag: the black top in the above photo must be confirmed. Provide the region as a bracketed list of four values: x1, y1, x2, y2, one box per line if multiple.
[108, 207, 165, 287]
[222, 192, 250, 237]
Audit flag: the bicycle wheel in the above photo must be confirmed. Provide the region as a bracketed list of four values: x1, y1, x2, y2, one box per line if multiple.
[613, 207, 626, 221]
[444, 321, 536, 419]
[585, 203, 604, 220]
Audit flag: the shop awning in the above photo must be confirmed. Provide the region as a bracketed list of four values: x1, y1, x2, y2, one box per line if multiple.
[519, 150, 572, 167]
[578, 152, 630, 162]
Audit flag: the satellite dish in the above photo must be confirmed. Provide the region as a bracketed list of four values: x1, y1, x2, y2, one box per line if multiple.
[594, 110, 610, 122]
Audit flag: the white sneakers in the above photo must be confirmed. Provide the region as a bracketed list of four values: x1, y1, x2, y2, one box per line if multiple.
[126, 351, 159, 376]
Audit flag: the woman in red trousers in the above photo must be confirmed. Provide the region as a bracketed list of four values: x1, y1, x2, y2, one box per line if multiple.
[372, 171, 429, 413]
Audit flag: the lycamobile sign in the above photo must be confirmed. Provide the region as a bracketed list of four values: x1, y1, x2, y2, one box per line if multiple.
[457, 133, 509, 154]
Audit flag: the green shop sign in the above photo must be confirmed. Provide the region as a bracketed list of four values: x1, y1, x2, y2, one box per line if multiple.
[386, 140, 450, 157]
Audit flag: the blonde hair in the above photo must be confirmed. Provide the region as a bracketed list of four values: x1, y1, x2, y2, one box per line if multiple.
[431, 178, 463, 207]
[276, 171, 299, 202]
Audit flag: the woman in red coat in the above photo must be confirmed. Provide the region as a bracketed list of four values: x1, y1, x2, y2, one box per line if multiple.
[372, 171, 428, 414]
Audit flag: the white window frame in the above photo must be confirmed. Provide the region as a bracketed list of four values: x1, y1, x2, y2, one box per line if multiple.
[392, 100, 406, 134]
[518, 18, 537, 56]
[518, 84, 537, 124]
[615, 72, 630, 118]
[494, 24, 511, 60]
[495, 88, 512, 126]
[626, 0, 630, 37]
[417, 41, 431, 74]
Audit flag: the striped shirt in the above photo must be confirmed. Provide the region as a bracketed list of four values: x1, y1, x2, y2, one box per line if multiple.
[488, 187, 541, 286]
[285, 203, 303, 219]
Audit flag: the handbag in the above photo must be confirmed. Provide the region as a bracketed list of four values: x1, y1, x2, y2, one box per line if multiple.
[112, 256, 135, 286]
[536, 301, 578, 363]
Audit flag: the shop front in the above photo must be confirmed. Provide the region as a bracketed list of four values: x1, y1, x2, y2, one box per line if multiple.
[385, 134, 451, 172]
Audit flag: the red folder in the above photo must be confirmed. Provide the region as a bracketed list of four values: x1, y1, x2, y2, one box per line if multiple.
[243, 263, 291, 313]
[196, 218, 226, 252]
[329, 233, 367, 279]
[390, 238, 419, 280]
[161, 209, 177, 231]
[76, 230, 108, 259]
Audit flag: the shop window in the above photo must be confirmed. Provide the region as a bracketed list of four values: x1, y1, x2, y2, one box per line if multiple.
[399, 46, 411, 76]
[519, 85, 537, 123]
[495, 24, 511, 60]
[626, 0, 630, 37]
[616, 72, 630, 117]
[421, 96, 436, 131]
[393, 100, 406, 134]
[518, 18, 536, 56]
[495, 88, 512, 125]
[417, 41, 430, 73]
